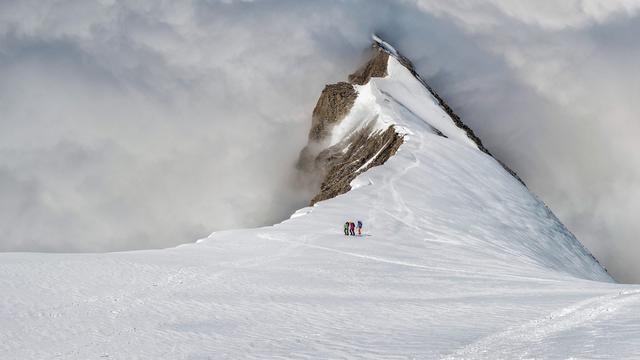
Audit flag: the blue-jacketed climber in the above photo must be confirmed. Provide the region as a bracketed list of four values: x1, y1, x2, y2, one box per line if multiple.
[357, 220, 363, 236]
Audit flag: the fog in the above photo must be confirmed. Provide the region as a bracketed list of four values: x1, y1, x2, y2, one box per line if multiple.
[1, 1, 639, 282]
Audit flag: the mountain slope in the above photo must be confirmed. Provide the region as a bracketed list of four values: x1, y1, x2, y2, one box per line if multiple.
[2, 38, 640, 359]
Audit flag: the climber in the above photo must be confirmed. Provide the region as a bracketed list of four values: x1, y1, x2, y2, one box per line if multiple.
[357, 220, 363, 236]
[349, 221, 356, 236]
[344, 221, 350, 236]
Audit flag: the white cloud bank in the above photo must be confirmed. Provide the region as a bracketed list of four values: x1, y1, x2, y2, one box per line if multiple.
[1, 0, 639, 282]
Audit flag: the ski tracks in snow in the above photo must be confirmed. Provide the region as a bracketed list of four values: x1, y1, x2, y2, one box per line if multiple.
[444, 289, 640, 359]
[367, 87, 425, 232]
[387, 149, 420, 229]
[372, 129, 423, 231]
[386, 95, 425, 229]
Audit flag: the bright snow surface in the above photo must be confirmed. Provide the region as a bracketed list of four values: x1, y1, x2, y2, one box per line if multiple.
[2, 55, 640, 359]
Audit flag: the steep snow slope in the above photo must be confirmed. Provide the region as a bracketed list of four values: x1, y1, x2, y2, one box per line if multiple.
[2, 43, 640, 359]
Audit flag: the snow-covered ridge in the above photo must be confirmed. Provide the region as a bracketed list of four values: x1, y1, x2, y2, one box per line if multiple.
[299, 35, 527, 207]
[371, 34, 526, 185]
[4, 37, 640, 359]
[297, 36, 609, 281]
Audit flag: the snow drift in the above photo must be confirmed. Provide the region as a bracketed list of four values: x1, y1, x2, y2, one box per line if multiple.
[2, 37, 640, 359]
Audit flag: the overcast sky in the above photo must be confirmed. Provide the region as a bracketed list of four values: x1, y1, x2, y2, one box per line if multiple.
[1, 0, 639, 282]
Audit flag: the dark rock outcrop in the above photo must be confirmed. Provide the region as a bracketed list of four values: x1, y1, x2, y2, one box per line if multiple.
[297, 44, 402, 205]
[308, 82, 358, 142]
[348, 49, 389, 85]
[311, 124, 404, 204]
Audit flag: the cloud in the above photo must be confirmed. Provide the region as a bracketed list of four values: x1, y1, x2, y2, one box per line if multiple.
[1, 1, 639, 282]
[410, 0, 640, 31]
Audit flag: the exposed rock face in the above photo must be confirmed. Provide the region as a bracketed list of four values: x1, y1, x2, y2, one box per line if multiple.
[298, 44, 402, 206]
[305, 47, 390, 147]
[308, 82, 358, 142]
[348, 49, 389, 85]
[311, 124, 404, 204]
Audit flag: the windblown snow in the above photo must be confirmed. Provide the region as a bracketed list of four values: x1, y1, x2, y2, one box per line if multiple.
[2, 42, 640, 359]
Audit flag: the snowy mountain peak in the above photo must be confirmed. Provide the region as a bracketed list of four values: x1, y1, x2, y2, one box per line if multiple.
[299, 36, 525, 205]
[295, 36, 608, 283]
